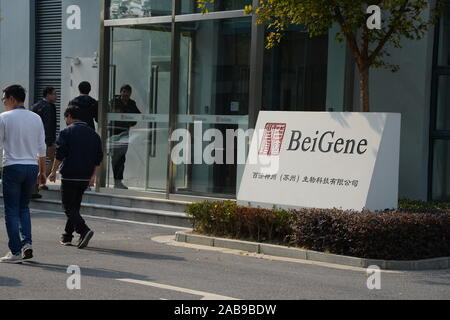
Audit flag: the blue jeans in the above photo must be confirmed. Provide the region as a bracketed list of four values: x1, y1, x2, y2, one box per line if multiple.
[2, 164, 38, 255]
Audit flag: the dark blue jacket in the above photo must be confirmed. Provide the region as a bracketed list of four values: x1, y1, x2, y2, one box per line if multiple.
[69, 95, 98, 130]
[56, 121, 103, 180]
[30, 99, 57, 146]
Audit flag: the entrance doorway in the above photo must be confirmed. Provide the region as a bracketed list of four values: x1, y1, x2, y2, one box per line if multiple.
[107, 24, 171, 192]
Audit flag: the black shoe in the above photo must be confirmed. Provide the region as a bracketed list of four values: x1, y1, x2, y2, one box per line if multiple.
[40, 185, 49, 191]
[77, 230, 94, 249]
[31, 193, 42, 199]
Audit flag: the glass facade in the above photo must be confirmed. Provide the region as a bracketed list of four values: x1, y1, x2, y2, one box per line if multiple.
[181, 0, 251, 14]
[110, 0, 171, 19]
[101, 1, 329, 197]
[438, 3, 450, 66]
[432, 140, 450, 200]
[430, 4, 450, 201]
[262, 29, 328, 112]
[175, 18, 251, 195]
[435, 75, 450, 131]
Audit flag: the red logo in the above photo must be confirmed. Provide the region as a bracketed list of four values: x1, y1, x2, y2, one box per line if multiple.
[259, 123, 286, 156]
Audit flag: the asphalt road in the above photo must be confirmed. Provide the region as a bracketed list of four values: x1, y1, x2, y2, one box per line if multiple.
[0, 211, 449, 300]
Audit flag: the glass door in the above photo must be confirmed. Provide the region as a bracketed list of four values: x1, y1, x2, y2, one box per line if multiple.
[174, 17, 251, 197]
[107, 25, 171, 192]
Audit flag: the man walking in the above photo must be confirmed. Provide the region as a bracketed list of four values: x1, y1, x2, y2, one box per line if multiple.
[0, 85, 47, 263]
[69, 81, 98, 131]
[48, 105, 103, 249]
[30, 86, 57, 194]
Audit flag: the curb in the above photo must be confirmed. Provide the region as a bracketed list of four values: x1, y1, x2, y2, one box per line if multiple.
[175, 231, 450, 271]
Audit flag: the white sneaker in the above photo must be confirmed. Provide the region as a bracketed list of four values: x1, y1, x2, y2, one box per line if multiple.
[0, 252, 22, 264]
[22, 243, 33, 260]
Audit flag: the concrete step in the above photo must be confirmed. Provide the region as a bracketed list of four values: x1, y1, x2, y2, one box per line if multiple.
[0, 187, 193, 228]
[28, 199, 192, 228]
[37, 188, 190, 213]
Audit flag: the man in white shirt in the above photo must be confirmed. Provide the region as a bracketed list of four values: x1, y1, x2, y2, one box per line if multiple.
[0, 85, 47, 263]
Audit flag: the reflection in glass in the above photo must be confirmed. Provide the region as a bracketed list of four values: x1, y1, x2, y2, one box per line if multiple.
[110, 0, 171, 19]
[175, 18, 251, 196]
[436, 75, 450, 130]
[438, 4, 450, 66]
[432, 140, 450, 201]
[262, 29, 328, 111]
[181, 0, 251, 14]
[108, 25, 171, 191]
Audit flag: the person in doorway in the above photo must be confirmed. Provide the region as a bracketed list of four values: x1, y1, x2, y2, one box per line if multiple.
[48, 105, 103, 248]
[109, 84, 140, 189]
[0, 85, 47, 263]
[30, 86, 57, 195]
[69, 81, 98, 131]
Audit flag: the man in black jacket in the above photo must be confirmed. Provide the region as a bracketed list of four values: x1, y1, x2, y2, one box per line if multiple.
[69, 81, 98, 131]
[48, 105, 103, 249]
[109, 84, 140, 189]
[30, 87, 57, 194]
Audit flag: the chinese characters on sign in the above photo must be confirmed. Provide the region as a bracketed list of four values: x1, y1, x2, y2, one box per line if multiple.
[252, 172, 359, 188]
[252, 172, 278, 181]
[301, 176, 359, 188]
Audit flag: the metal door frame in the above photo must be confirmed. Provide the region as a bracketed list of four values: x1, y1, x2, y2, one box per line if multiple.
[98, 0, 263, 199]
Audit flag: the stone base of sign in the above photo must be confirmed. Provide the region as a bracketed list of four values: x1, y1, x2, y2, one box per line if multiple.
[175, 231, 450, 271]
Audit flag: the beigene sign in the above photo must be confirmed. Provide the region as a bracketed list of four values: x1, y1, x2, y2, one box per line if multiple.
[237, 111, 401, 211]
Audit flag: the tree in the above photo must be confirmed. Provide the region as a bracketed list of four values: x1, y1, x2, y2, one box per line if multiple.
[198, 0, 444, 112]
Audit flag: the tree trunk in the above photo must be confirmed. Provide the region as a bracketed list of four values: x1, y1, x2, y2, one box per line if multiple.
[360, 66, 370, 112]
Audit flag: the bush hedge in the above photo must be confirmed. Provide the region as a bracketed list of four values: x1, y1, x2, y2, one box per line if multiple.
[185, 201, 450, 260]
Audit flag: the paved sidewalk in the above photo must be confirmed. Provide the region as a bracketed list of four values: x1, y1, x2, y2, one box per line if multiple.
[0, 211, 449, 300]
[175, 231, 450, 271]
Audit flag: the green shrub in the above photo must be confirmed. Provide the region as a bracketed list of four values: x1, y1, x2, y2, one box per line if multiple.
[290, 209, 450, 260]
[186, 201, 450, 260]
[186, 200, 237, 235]
[186, 201, 294, 243]
[232, 206, 295, 242]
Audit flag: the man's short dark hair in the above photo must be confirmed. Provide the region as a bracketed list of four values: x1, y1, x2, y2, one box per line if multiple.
[78, 81, 91, 94]
[43, 87, 55, 98]
[3, 84, 26, 103]
[64, 105, 82, 120]
[120, 84, 132, 93]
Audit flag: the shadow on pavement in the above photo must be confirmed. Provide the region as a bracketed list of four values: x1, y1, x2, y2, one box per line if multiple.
[0, 276, 21, 287]
[418, 279, 450, 287]
[83, 247, 186, 262]
[21, 261, 151, 281]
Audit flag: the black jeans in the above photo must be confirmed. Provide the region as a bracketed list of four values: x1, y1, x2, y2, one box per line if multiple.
[110, 142, 129, 180]
[61, 180, 90, 239]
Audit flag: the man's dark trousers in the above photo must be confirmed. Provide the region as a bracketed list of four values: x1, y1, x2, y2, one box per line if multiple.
[111, 142, 128, 180]
[61, 180, 90, 240]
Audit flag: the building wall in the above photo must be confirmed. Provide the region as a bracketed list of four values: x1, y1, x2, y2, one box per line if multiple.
[352, 8, 435, 200]
[0, 0, 438, 200]
[60, 0, 101, 131]
[0, 0, 101, 127]
[0, 0, 34, 108]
